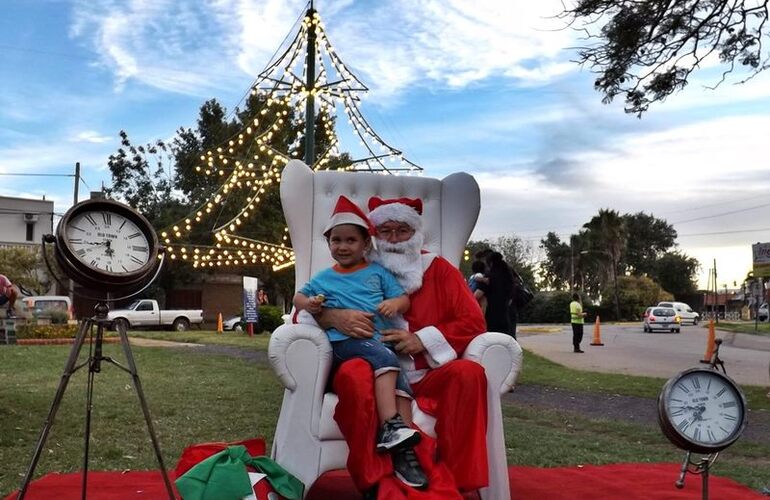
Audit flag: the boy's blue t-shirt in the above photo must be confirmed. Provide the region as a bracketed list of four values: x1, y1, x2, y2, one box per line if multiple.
[299, 262, 405, 342]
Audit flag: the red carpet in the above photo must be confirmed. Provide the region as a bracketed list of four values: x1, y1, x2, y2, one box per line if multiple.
[5, 463, 762, 499]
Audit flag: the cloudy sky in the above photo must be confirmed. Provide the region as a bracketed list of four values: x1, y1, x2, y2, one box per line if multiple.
[2, 0, 769, 289]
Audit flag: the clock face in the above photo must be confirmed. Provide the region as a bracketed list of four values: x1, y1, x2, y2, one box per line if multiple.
[660, 369, 746, 452]
[65, 210, 151, 275]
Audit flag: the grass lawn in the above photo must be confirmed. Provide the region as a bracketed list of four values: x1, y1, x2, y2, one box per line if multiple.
[1, 335, 768, 495]
[714, 321, 770, 335]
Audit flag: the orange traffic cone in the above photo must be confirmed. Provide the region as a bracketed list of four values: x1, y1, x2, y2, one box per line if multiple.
[216, 313, 223, 334]
[700, 319, 716, 363]
[590, 316, 604, 346]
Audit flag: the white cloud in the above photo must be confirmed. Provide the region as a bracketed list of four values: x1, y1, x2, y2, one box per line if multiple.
[68, 0, 576, 97]
[71, 130, 112, 144]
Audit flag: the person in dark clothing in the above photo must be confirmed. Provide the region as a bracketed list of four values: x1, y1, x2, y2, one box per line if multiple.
[476, 252, 513, 335]
[508, 267, 522, 339]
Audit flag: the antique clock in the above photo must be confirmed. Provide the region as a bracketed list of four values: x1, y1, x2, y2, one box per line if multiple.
[658, 367, 747, 454]
[54, 198, 159, 291]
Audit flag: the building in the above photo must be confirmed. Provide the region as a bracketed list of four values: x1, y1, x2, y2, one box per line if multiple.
[0, 195, 55, 249]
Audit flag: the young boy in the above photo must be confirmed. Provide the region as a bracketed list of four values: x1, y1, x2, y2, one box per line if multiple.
[293, 196, 428, 490]
[0, 274, 18, 319]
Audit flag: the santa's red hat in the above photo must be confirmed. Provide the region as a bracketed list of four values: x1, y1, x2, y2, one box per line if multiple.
[367, 196, 423, 232]
[323, 195, 375, 236]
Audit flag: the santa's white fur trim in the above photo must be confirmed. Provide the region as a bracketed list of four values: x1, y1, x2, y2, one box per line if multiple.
[415, 326, 457, 368]
[368, 203, 422, 232]
[323, 212, 371, 236]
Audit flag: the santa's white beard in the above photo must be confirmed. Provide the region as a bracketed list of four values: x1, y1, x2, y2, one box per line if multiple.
[371, 232, 425, 294]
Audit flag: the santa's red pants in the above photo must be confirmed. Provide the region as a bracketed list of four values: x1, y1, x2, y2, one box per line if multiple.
[333, 358, 488, 497]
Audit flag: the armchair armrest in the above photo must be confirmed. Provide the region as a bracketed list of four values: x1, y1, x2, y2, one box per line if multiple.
[463, 332, 523, 395]
[268, 323, 333, 392]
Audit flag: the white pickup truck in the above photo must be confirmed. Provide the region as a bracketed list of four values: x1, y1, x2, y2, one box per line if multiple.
[107, 299, 203, 332]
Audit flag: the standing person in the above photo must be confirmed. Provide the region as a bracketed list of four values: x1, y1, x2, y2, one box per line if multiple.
[0, 274, 19, 319]
[570, 292, 587, 353]
[293, 196, 428, 489]
[476, 251, 513, 335]
[315, 196, 489, 499]
[257, 288, 269, 305]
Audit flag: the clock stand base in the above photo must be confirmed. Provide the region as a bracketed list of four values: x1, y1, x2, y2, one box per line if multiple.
[675, 450, 718, 500]
[16, 302, 175, 500]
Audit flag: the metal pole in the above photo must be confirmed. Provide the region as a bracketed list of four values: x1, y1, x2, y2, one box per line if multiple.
[70, 162, 80, 308]
[569, 235, 575, 293]
[303, 6, 316, 166]
[714, 259, 719, 325]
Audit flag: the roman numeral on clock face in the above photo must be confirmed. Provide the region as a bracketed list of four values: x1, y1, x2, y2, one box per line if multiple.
[128, 232, 142, 239]
[102, 212, 112, 225]
[84, 214, 97, 226]
[130, 255, 144, 265]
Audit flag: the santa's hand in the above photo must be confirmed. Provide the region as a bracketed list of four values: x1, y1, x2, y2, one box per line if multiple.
[320, 309, 375, 338]
[381, 328, 424, 354]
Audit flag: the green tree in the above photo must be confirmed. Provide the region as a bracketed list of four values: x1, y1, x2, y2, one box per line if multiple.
[652, 251, 700, 297]
[622, 212, 677, 276]
[539, 232, 571, 291]
[0, 247, 52, 295]
[562, 0, 770, 116]
[583, 209, 627, 319]
[604, 275, 673, 320]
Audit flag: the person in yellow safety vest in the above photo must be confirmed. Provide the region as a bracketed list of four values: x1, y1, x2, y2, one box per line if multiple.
[569, 293, 587, 353]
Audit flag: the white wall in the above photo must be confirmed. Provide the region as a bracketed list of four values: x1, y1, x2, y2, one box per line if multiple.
[0, 196, 55, 248]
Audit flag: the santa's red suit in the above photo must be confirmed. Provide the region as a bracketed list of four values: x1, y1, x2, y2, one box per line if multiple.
[333, 252, 488, 498]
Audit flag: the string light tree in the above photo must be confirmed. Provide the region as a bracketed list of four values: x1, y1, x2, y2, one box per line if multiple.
[158, 0, 423, 278]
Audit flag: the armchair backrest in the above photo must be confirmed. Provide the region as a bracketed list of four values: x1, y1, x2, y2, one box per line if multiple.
[280, 160, 481, 292]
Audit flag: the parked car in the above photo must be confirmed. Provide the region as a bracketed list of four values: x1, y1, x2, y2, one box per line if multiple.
[657, 301, 699, 325]
[21, 295, 74, 321]
[107, 299, 203, 331]
[223, 315, 244, 331]
[644, 307, 681, 333]
[759, 302, 769, 322]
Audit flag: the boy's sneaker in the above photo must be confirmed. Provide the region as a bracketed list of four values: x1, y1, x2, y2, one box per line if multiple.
[392, 447, 429, 490]
[6, 309, 15, 319]
[376, 414, 420, 453]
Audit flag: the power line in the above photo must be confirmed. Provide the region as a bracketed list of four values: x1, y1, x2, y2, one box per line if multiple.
[678, 227, 770, 237]
[0, 173, 74, 177]
[671, 202, 770, 225]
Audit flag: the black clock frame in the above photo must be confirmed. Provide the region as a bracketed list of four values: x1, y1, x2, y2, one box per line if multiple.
[657, 367, 747, 454]
[55, 198, 159, 291]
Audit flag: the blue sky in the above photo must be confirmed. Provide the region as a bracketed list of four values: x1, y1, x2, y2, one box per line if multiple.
[2, 0, 770, 289]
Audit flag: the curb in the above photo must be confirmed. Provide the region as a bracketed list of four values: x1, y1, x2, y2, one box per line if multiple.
[15, 338, 121, 346]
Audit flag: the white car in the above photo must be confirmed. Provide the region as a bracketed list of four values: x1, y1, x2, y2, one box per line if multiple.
[657, 301, 699, 325]
[223, 316, 244, 331]
[759, 302, 769, 322]
[643, 307, 681, 333]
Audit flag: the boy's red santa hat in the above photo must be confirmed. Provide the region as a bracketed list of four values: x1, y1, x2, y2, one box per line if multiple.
[367, 196, 423, 232]
[323, 195, 376, 236]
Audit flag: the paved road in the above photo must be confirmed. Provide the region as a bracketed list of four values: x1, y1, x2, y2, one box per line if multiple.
[517, 323, 770, 387]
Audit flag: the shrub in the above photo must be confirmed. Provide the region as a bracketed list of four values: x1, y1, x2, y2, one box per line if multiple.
[519, 291, 574, 323]
[16, 323, 78, 339]
[258, 305, 285, 333]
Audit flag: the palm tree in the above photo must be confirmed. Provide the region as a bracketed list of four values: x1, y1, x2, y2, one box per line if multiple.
[583, 209, 628, 320]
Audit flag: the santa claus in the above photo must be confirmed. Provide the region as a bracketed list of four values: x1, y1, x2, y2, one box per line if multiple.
[317, 196, 489, 499]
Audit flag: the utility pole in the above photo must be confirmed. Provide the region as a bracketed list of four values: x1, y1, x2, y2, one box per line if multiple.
[73, 162, 80, 205]
[304, 2, 316, 167]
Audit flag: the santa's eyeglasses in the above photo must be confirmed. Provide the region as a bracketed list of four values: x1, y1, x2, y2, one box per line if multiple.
[375, 225, 415, 238]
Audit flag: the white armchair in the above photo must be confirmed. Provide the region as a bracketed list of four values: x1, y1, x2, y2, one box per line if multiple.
[268, 160, 523, 499]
